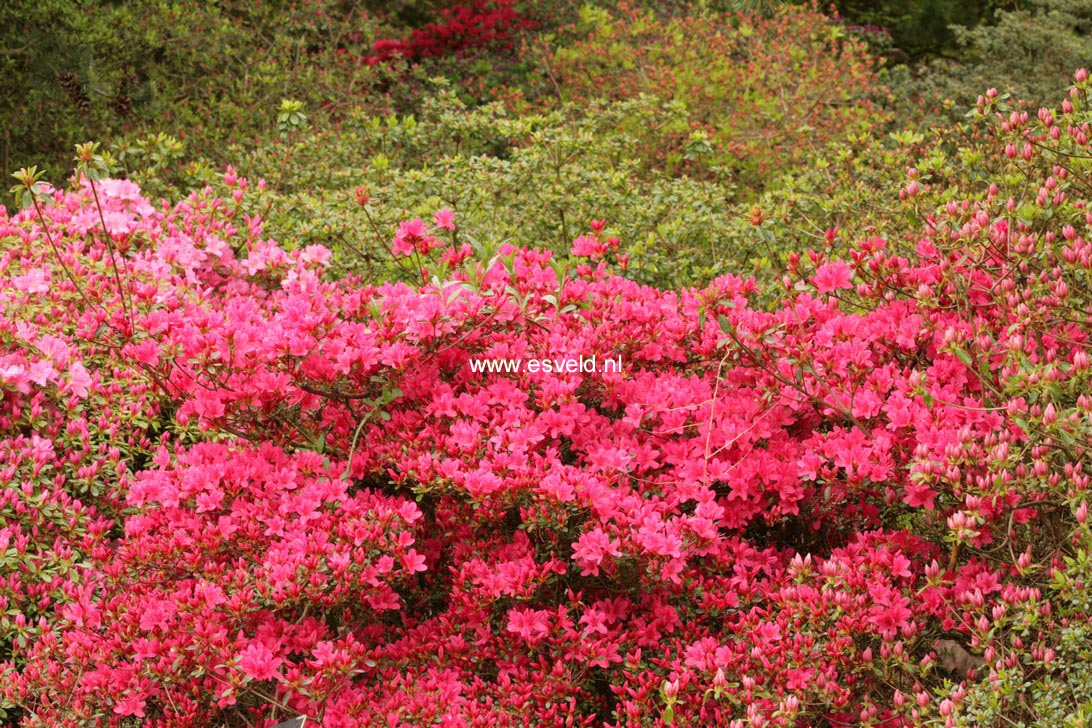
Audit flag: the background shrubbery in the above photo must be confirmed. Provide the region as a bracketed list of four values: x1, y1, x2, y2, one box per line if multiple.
[8, 0, 1090, 290]
[1, 0, 389, 191]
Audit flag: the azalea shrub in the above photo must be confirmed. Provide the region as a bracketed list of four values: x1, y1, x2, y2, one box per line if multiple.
[365, 0, 536, 66]
[214, 84, 975, 293]
[61, 1, 898, 293]
[207, 88, 740, 288]
[532, 2, 886, 195]
[1, 71, 1092, 727]
[183, 2, 896, 291]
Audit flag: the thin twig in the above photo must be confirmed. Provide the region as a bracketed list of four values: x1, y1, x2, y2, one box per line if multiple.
[87, 176, 134, 329]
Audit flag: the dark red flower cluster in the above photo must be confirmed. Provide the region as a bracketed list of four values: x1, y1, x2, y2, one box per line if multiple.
[367, 1, 534, 66]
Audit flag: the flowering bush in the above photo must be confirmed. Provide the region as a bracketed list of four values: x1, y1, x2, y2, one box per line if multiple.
[209, 88, 739, 288]
[4, 70, 1092, 728]
[200, 3, 895, 292]
[366, 0, 535, 65]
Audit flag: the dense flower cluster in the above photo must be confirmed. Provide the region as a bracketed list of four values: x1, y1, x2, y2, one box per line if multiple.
[1, 76, 1092, 727]
[367, 1, 533, 65]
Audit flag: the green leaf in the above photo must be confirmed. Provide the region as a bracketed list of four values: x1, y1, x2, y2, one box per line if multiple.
[1016, 204, 1039, 225]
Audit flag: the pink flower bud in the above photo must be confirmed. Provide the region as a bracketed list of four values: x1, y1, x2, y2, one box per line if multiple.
[1043, 403, 1057, 424]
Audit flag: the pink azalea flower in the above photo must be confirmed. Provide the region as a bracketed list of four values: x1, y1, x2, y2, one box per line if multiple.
[433, 208, 456, 230]
[392, 218, 442, 256]
[811, 261, 853, 293]
[238, 642, 282, 681]
[507, 607, 550, 643]
[113, 694, 146, 718]
[12, 268, 49, 294]
[66, 361, 92, 398]
[570, 234, 608, 258]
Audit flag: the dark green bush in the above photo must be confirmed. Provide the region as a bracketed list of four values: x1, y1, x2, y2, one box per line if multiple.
[0, 0, 389, 198]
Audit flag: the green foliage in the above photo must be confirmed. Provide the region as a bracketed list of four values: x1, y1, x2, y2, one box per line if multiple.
[873, 0, 1092, 127]
[0, 0, 390, 201]
[183, 1, 890, 291]
[833, 0, 1009, 61]
[205, 88, 744, 288]
[945, 0, 1092, 106]
[111, 131, 186, 197]
[536, 3, 885, 198]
